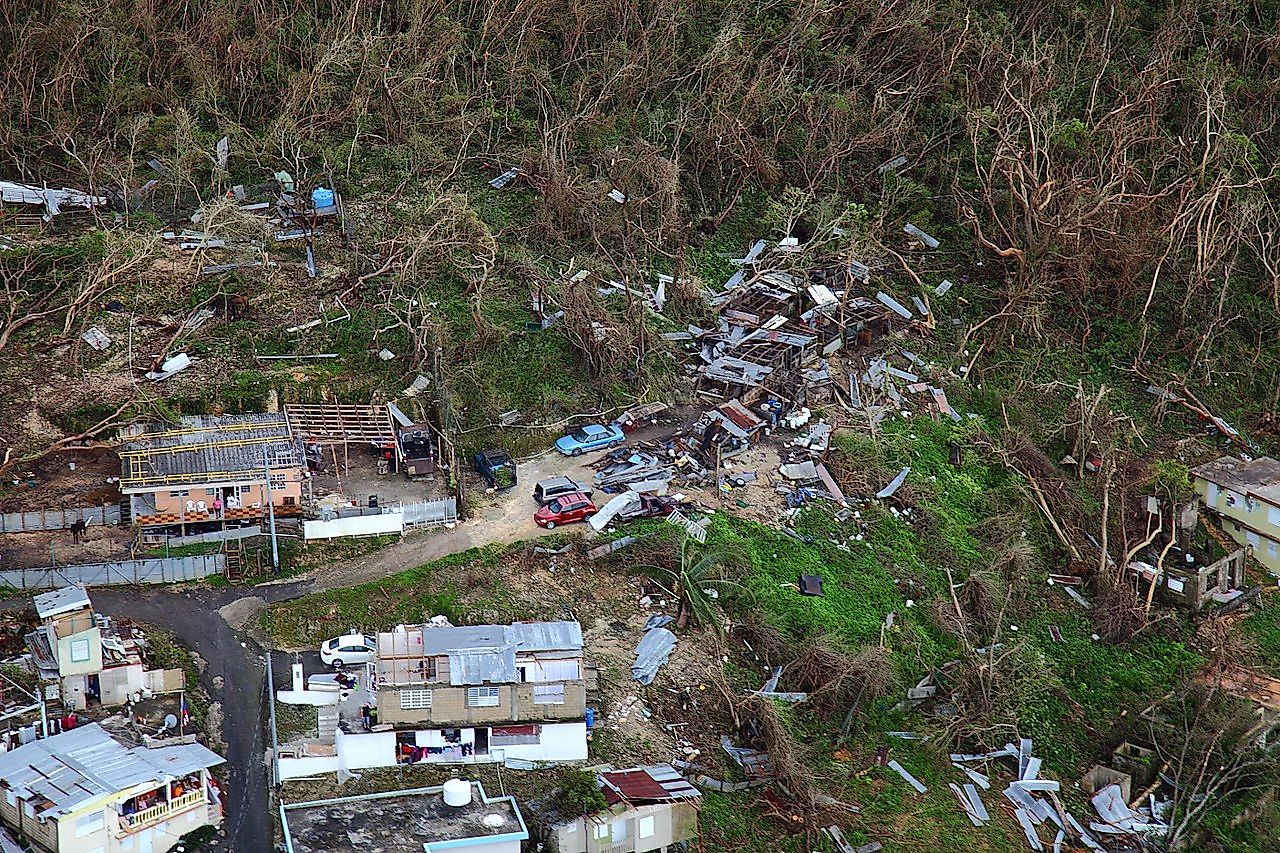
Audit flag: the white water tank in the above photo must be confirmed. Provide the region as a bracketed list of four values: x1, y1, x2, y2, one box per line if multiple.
[442, 778, 472, 807]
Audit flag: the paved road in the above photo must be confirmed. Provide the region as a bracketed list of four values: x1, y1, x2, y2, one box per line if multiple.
[35, 443, 660, 850]
[87, 582, 307, 852]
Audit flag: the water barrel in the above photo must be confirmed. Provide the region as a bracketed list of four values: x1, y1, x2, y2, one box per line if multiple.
[442, 778, 472, 807]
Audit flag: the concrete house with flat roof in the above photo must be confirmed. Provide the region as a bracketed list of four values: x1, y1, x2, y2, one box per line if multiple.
[1192, 455, 1280, 576]
[0, 723, 224, 853]
[280, 780, 528, 853]
[274, 620, 589, 781]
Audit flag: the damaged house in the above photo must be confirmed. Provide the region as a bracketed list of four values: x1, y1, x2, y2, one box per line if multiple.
[1128, 500, 1249, 613]
[119, 413, 307, 530]
[0, 723, 223, 853]
[693, 245, 896, 406]
[545, 764, 702, 853]
[25, 586, 184, 712]
[1192, 456, 1280, 576]
[275, 621, 589, 781]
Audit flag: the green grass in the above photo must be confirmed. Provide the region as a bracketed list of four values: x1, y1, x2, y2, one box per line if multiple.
[1244, 595, 1280, 677]
[263, 543, 521, 648]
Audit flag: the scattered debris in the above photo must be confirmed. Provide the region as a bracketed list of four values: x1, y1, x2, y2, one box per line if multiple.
[798, 574, 823, 597]
[632, 625, 676, 685]
[80, 326, 111, 351]
[886, 759, 927, 794]
[903, 223, 939, 249]
[488, 167, 521, 189]
[877, 467, 911, 499]
[144, 352, 192, 381]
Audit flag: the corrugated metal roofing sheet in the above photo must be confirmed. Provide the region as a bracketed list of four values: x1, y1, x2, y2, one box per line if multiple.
[600, 764, 701, 805]
[120, 414, 303, 489]
[0, 723, 223, 817]
[508, 621, 583, 652]
[33, 585, 91, 619]
[448, 647, 517, 686]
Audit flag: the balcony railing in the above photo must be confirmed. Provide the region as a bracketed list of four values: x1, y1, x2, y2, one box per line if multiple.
[121, 790, 207, 832]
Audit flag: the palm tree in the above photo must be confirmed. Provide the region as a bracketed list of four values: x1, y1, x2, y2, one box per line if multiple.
[634, 534, 751, 630]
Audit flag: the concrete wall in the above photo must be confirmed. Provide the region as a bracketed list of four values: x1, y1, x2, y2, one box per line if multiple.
[303, 511, 403, 541]
[99, 664, 145, 706]
[424, 838, 522, 853]
[278, 753, 339, 781]
[377, 682, 586, 727]
[55, 626, 102, 679]
[1195, 477, 1280, 575]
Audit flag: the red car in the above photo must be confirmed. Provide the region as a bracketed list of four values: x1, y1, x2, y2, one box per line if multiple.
[534, 493, 597, 529]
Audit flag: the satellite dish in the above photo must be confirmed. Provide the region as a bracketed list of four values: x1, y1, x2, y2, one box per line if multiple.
[163, 714, 178, 730]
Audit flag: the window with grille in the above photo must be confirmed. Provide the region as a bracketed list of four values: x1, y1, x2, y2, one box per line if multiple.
[400, 689, 432, 710]
[466, 686, 500, 707]
[533, 684, 565, 705]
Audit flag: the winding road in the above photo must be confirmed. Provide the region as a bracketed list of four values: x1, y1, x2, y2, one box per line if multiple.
[56, 447, 606, 850]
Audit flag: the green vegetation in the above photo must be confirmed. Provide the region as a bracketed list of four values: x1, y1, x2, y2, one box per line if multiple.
[553, 767, 608, 818]
[4, 0, 1280, 847]
[265, 544, 509, 648]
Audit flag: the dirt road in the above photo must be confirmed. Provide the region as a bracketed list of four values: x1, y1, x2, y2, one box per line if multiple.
[300, 447, 603, 591]
[8, 441, 662, 851]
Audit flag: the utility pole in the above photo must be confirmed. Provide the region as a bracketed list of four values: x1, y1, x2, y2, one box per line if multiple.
[264, 648, 280, 788]
[263, 449, 279, 573]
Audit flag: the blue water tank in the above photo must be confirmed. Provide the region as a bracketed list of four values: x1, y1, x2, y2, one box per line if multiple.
[311, 187, 335, 208]
[585, 708, 596, 728]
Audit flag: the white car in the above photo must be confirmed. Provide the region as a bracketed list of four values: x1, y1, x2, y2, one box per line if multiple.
[320, 633, 377, 668]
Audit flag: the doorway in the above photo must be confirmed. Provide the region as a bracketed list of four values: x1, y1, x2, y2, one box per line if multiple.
[474, 728, 489, 757]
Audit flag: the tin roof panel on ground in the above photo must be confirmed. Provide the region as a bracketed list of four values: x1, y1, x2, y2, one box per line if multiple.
[33, 584, 92, 618]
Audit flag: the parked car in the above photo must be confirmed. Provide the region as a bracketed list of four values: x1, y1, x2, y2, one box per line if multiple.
[533, 475, 594, 505]
[554, 423, 625, 456]
[320, 633, 377, 668]
[622, 493, 679, 520]
[533, 493, 597, 529]
[473, 448, 517, 489]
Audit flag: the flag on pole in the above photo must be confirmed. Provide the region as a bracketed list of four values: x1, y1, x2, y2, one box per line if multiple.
[180, 693, 190, 729]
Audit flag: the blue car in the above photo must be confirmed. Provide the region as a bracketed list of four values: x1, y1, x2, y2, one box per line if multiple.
[555, 423, 625, 456]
